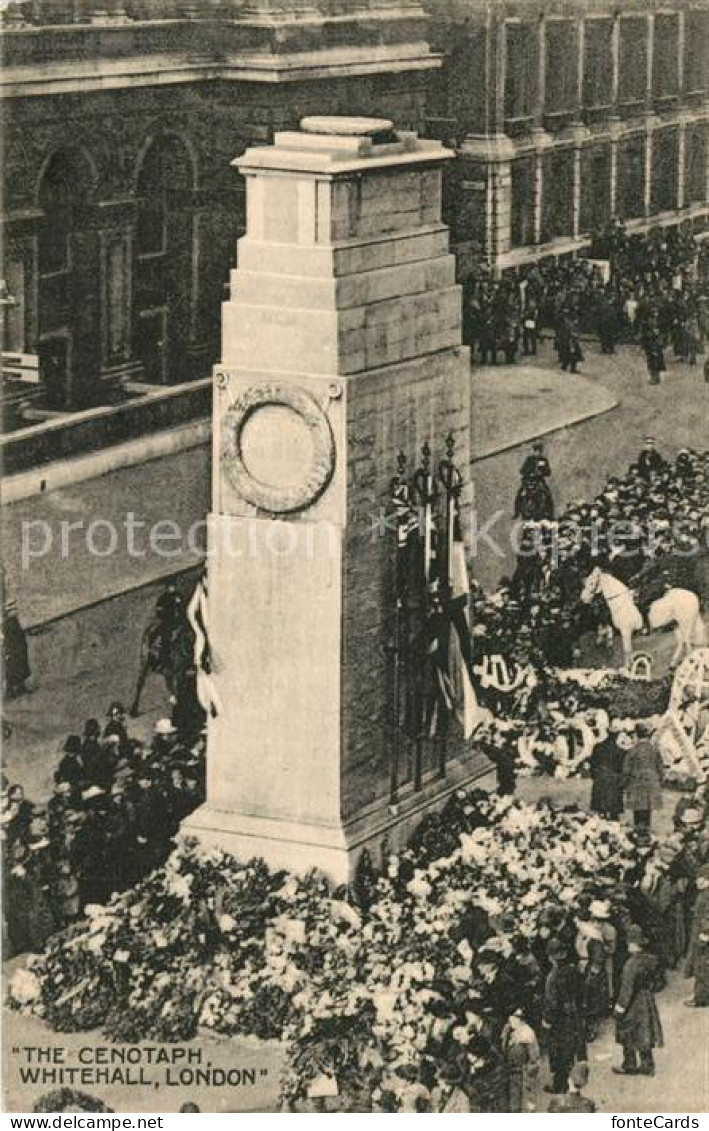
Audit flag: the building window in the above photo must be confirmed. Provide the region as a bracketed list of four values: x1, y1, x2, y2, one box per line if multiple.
[541, 149, 574, 241]
[617, 135, 646, 219]
[38, 152, 85, 275]
[505, 22, 536, 123]
[580, 144, 611, 234]
[651, 128, 679, 213]
[685, 123, 707, 204]
[510, 156, 535, 247]
[653, 13, 679, 100]
[583, 19, 613, 109]
[443, 162, 487, 248]
[618, 17, 647, 104]
[685, 9, 709, 94]
[133, 134, 196, 386]
[545, 21, 577, 115]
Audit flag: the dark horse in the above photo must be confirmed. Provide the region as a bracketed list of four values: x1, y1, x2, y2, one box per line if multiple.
[129, 587, 193, 717]
[513, 475, 555, 521]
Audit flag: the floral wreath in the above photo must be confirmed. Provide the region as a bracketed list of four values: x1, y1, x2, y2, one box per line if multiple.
[222, 382, 335, 514]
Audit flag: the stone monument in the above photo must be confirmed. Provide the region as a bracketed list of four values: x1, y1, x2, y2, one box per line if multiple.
[183, 116, 479, 883]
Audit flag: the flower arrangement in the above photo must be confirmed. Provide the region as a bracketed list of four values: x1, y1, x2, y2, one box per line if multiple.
[10, 795, 645, 1112]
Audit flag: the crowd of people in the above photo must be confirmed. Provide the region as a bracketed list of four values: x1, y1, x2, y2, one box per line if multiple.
[475, 793, 706, 1104]
[404, 782, 709, 1108]
[464, 224, 708, 383]
[475, 440, 708, 676]
[2, 704, 204, 957]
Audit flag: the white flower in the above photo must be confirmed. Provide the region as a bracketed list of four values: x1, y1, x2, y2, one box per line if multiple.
[113, 949, 130, 963]
[407, 875, 432, 900]
[456, 939, 473, 963]
[330, 900, 362, 930]
[9, 967, 41, 1004]
[86, 932, 107, 955]
[218, 913, 237, 934]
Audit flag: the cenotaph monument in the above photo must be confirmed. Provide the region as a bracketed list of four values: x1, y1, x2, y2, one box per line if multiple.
[183, 116, 479, 882]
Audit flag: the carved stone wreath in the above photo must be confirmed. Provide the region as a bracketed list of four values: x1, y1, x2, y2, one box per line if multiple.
[222, 382, 335, 514]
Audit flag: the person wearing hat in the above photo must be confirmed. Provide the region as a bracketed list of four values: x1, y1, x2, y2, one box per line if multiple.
[520, 442, 552, 487]
[1, 565, 32, 699]
[24, 816, 57, 952]
[151, 717, 179, 757]
[589, 729, 625, 821]
[51, 856, 81, 929]
[684, 863, 709, 1007]
[542, 938, 585, 1094]
[638, 438, 666, 480]
[131, 768, 170, 882]
[622, 722, 665, 840]
[71, 786, 109, 909]
[103, 701, 129, 749]
[102, 776, 135, 897]
[547, 1061, 596, 1113]
[556, 308, 583, 374]
[480, 730, 517, 797]
[80, 720, 115, 791]
[613, 925, 663, 1076]
[3, 783, 34, 849]
[54, 735, 87, 790]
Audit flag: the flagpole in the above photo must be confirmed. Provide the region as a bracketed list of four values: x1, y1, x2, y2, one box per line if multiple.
[437, 432, 459, 780]
[413, 441, 437, 792]
[388, 451, 410, 807]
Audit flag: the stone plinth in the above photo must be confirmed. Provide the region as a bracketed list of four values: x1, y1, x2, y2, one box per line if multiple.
[183, 117, 477, 883]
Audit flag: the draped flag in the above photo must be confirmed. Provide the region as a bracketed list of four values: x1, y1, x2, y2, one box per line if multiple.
[186, 576, 223, 719]
[446, 497, 481, 739]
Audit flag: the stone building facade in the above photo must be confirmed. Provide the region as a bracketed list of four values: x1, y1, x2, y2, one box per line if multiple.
[1, 0, 436, 408]
[425, 0, 709, 278]
[3, 1, 708, 409]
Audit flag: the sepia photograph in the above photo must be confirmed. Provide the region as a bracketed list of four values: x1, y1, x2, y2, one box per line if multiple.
[1, 0, 708, 1117]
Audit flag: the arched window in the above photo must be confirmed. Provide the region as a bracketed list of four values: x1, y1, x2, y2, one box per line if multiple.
[136, 135, 193, 257]
[38, 149, 92, 276]
[37, 148, 97, 410]
[133, 134, 196, 385]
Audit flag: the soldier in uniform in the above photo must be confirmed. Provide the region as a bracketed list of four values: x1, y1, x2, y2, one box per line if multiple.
[542, 939, 586, 1094]
[613, 925, 664, 1076]
[637, 437, 667, 480]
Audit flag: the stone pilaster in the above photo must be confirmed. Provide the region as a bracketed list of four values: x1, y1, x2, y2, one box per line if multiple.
[677, 9, 685, 96]
[570, 123, 590, 240]
[2, 210, 42, 355]
[646, 13, 655, 108]
[608, 116, 624, 219]
[677, 123, 687, 211]
[490, 160, 512, 270]
[459, 132, 516, 273]
[610, 13, 620, 109]
[575, 16, 585, 122]
[533, 151, 544, 245]
[535, 14, 546, 127]
[644, 117, 656, 216]
[96, 199, 141, 388]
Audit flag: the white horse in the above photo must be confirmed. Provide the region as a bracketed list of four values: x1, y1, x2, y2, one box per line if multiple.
[580, 566, 705, 669]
